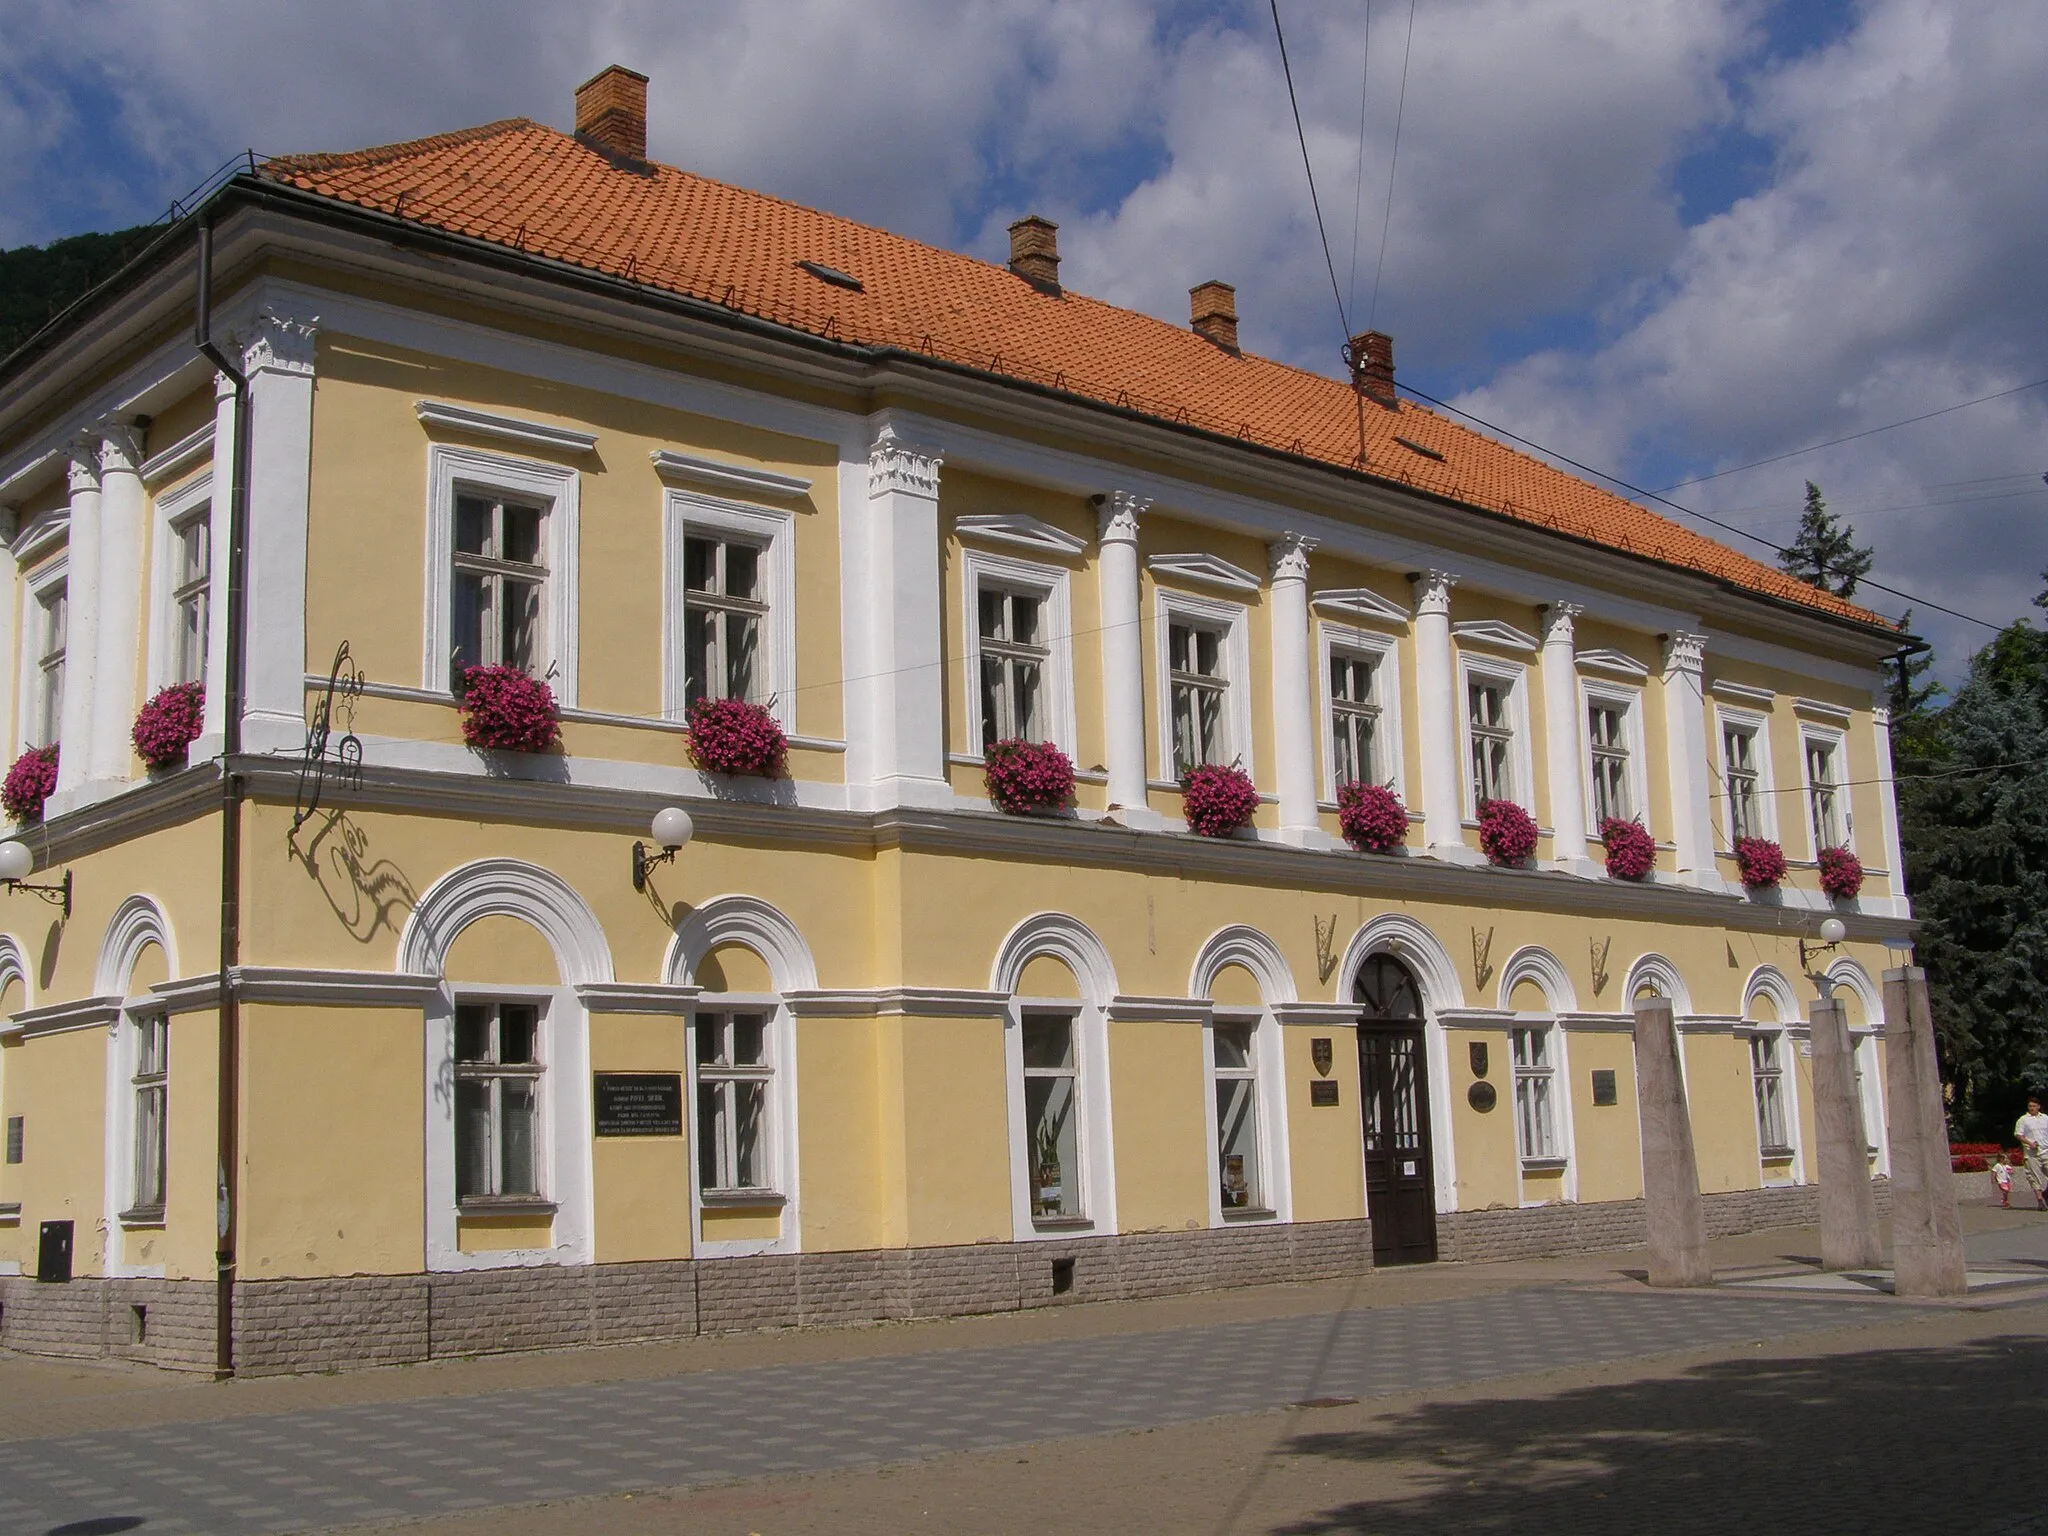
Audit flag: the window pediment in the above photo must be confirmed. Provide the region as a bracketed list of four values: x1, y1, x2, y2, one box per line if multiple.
[1147, 552, 1261, 593]
[1311, 587, 1410, 627]
[1451, 619, 1539, 653]
[1575, 647, 1649, 679]
[954, 512, 1088, 559]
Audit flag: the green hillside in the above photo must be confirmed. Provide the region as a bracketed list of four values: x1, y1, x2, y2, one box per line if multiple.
[0, 225, 159, 361]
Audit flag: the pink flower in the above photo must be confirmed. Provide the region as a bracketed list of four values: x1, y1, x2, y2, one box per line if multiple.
[1818, 845, 1864, 900]
[685, 696, 788, 778]
[131, 683, 204, 770]
[1477, 799, 1538, 867]
[1734, 836, 1786, 889]
[1337, 781, 1407, 853]
[2, 745, 58, 824]
[1599, 817, 1656, 881]
[983, 738, 1074, 815]
[458, 666, 561, 753]
[1181, 762, 1259, 838]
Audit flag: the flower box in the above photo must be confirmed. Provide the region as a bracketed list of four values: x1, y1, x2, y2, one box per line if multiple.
[1181, 762, 1259, 839]
[458, 665, 561, 754]
[1477, 798, 1538, 867]
[1734, 836, 1786, 889]
[131, 683, 204, 770]
[1599, 817, 1655, 881]
[2, 745, 57, 824]
[1337, 781, 1406, 853]
[685, 696, 788, 779]
[982, 738, 1074, 815]
[1818, 846, 1864, 900]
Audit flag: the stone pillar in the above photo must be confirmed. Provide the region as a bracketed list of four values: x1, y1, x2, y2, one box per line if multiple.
[1097, 491, 1157, 829]
[1632, 996, 1711, 1286]
[1883, 966, 1966, 1296]
[1539, 602, 1588, 872]
[53, 438, 102, 798]
[1410, 568, 1465, 856]
[238, 306, 319, 756]
[200, 369, 237, 746]
[1809, 996, 1882, 1270]
[1660, 630, 1718, 886]
[1268, 532, 1321, 845]
[1870, 702, 1910, 919]
[88, 421, 147, 785]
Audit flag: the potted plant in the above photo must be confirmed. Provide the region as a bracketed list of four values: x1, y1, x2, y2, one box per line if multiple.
[457, 665, 561, 753]
[982, 738, 1074, 815]
[1477, 798, 1538, 868]
[2, 745, 57, 824]
[1337, 780, 1407, 853]
[1599, 817, 1655, 881]
[1818, 845, 1864, 900]
[131, 682, 204, 770]
[685, 695, 788, 779]
[1033, 1120, 1064, 1218]
[1734, 836, 1786, 890]
[1181, 762, 1259, 838]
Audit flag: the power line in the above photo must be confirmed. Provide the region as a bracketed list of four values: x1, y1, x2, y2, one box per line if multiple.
[1270, 0, 1350, 340]
[1656, 375, 2048, 493]
[1366, 0, 1416, 330]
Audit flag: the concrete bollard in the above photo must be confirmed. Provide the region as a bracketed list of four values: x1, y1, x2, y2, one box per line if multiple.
[1809, 996, 1883, 1270]
[1883, 966, 1967, 1297]
[1633, 996, 1712, 1286]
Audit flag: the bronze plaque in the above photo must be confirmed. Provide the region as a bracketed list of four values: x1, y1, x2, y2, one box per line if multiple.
[1309, 1079, 1340, 1107]
[1591, 1069, 1619, 1106]
[1311, 1037, 1333, 1077]
[1467, 1080, 1498, 1112]
[1468, 1041, 1489, 1078]
[593, 1073, 684, 1137]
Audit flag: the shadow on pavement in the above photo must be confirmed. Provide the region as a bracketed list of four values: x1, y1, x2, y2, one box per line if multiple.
[1275, 1335, 2048, 1534]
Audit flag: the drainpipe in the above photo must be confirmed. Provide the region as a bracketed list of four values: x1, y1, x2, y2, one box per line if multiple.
[195, 217, 250, 1379]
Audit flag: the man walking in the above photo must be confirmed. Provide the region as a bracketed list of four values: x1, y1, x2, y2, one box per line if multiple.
[2019, 1096, 2048, 1211]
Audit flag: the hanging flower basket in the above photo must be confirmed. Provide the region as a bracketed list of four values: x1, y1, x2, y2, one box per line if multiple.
[1477, 798, 1538, 867]
[2, 745, 58, 824]
[1337, 781, 1407, 853]
[458, 665, 561, 754]
[1181, 762, 1259, 838]
[1818, 846, 1864, 900]
[131, 683, 204, 770]
[982, 738, 1074, 815]
[1734, 836, 1786, 889]
[1599, 817, 1656, 881]
[685, 696, 788, 778]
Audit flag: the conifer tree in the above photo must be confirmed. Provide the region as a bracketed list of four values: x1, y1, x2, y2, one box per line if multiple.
[1779, 481, 1874, 599]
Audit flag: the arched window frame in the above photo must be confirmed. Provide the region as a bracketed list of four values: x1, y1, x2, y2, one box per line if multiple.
[95, 896, 178, 1275]
[1742, 965, 1807, 1186]
[1498, 946, 1578, 1203]
[1190, 926, 1295, 1228]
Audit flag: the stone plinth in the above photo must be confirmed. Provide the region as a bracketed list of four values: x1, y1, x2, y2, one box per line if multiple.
[1809, 996, 1883, 1269]
[1883, 966, 1966, 1297]
[1633, 997, 1711, 1286]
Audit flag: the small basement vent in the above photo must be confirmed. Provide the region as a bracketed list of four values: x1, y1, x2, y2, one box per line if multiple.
[1393, 435, 1445, 462]
[796, 259, 864, 292]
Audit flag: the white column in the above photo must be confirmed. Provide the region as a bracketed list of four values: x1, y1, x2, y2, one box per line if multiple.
[238, 306, 319, 755]
[53, 438, 102, 798]
[200, 370, 236, 747]
[0, 500, 19, 757]
[1870, 701, 1910, 918]
[1410, 568, 1468, 857]
[1539, 601, 1589, 873]
[1660, 630, 1719, 887]
[1268, 531, 1322, 846]
[88, 421, 147, 785]
[1097, 491, 1157, 829]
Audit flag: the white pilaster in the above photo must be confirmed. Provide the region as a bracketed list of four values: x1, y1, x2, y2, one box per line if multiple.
[53, 439, 102, 799]
[1268, 532, 1323, 846]
[1870, 701, 1911, 918]
[1410, 569, 1467, 856]
[1540, 602, 1591, 874]
[1661, 630, 1720, 887]
[1097, 492, 1158, 829]
[89, 421, 147, 785]
[239, 307, 318, 755]
[200, 370, 237, 748]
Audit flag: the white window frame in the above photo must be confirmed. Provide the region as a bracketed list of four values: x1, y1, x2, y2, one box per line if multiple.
[689, 1003, 780, 1199]
[1580, 678, 1648, 830]
[1749, 1028, 1794, 1163]
[1456, 654, 1534, 818]
[452, 996, 549, 1207]
[1511, 1022, 1567, 1173]
[686, 986, 799, 1257]
[1715, 706, 1778, 846]
[1003, 995, 1116, 1239]
[663, 488, 796, 730]
[959, 547, 1075, 757]
[16, 555, 66, 755]
[1800, 724, 1852, 857]
[1316, 621, 1405, 805]
[120, 1011, 169, 1224]
[145, 471, 212, 692]
[422, 444, 580, 704]
[1154, 588, 1253, 781]
[1201, 1009, 1289, 1226]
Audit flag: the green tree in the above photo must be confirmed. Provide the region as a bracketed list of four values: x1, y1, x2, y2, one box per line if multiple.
[1779, 481, 1874, 599]
[0, 225, 157, 361]
[1882, 611, 1943, 764]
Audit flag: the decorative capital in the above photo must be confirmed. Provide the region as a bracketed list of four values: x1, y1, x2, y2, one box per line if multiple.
[67, 435, 101, 495]
[1097, 489, 1149, 545]
[1268, 531, 1318, 584]
[867, 422, 941, 500]
[239, 305, 319, 377]
[1539, 601, 1583, 647]
[214, 368, 239, 402]
[1409, 568, 1459, 617]
[97, 420, 145, 475]
[1662, 630, 1707, 677]
[1871, 702, 1893, 729]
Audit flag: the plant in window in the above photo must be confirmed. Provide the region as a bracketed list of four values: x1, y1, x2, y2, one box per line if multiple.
[684, 695, 788, 778]
[1818, 845, 1864, 900]
[1477, 798, 1538, 867]
[1734, 836, 1787, 889]
[131, 682, 204, 770]
[2, 745, 58, 824]
[1337, 780, 1407, 853]
[1599, 817, 1656, 881]
[457, 664, 561, 753]
[982, 738, 1074, 815]
[1181, 761, 1259, 838]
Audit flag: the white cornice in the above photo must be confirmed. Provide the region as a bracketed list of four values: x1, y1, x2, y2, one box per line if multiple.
[1451, 619, 1540, 654]
[4, 995, 121, 1037]
[140, 424, 213, 486]
[236, 967, 443, 1007]
[415, 399, 598, 455]
[1106, 994, 1213, 1022]
[953, 512, 1088, 559]
[1575, 648, 1649, 680]
[650, 448, 812, 498]
[1793, 696, 1854, 725]
[1557, 1011, 1637, 1033]
[577, 980, 703, 1012]
[785, 986, 1010, 1018]
[1147, 552, 1261, 593]
[1272, 1001, 1363, 1025]
[1710, 678, 1777, 707]
[1312, 587, 1410, 627]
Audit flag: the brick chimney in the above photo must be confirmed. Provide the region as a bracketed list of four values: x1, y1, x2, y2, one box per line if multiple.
[1007, 215, 1061, 293]
[1347, 330, 1397, 408]
[576, 65, 649, 161]
[1189, 281, 1239, 351]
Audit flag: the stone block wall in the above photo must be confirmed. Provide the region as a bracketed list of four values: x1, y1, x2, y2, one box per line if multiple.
[0, 1275, 217, 1371]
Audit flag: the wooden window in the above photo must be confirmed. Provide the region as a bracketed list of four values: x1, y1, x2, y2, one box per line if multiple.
[450, 493, 547, 681]
[454, 1001, 543, 1203]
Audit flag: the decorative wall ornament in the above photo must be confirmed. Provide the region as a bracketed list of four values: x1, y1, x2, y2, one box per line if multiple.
[1409, 568, 1460, 617]
[1096, 490, 1149, 543]
[1662, 630, 1708, 677]
[1590, 936, 1613, 997]
[293, 642, 364, 836]
[1314, 913, 1339, 985]
[1146, 551, 1262, 593]
[1310, 587, 1410, 627]
[239, 305, 319, 377]
[1538, 602, 1582, 645]
[1267, 531, 1318, 583]
[867, 422, 941, 499]
[67, 437, 99, 495]
[954, 512, 1088, 559]
[97, 421, 146, 475]
[1471, 924, 1495, 991]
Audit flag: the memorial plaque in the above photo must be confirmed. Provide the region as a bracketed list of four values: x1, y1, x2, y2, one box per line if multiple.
[1309, 1079, 1340, 1107]
[1591, 1068, 1619, 1106]
[593, 1073, 683, 1137]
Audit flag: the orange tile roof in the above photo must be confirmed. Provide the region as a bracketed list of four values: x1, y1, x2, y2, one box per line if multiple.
[263, 120, 1887, 630]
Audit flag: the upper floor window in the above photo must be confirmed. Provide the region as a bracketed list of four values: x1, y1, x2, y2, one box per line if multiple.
[451, 492, 547, 679]
[1750, 1032, 1790, 1156]
[1805, 735, 1846, 850]
[128, 1014, 168, 1218]
[169, 509, 211, 686]
[1587, 700, 1631, 822]
[1023, 1010, 1083, 1222]
[1512, 1025, 1559, 1162]
[683, 535, 766, 708]
[696, 1009, 773, 1195]
[32, 579, 65, 748]
[1169, 619, 1230, 774]
[979, 585, 1046, 746]
[664, 489, 793, 730]
[1468, 676, 1515, 806]
[1330, 650, 1382, 787]
[454, 1000, 543, 1203]
[1724, 720, 1763, 841]
[1212, 1020, 1262, 1211]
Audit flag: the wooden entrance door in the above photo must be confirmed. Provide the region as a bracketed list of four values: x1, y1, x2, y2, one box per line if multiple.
[1355, 955, 1438, 1265]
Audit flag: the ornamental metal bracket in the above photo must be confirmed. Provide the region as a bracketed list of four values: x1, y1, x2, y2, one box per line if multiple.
[292, 641, 364, 835]
[3, 867, 70, 919]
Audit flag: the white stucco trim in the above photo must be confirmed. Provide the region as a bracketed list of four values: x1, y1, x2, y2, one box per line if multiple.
[1497, 945, 1578, 1014]
[400, 859, 613, 986]
[1621, 952, 1693, 1017]
[1153, 585, 1254, 782]
[94, 895, 177, 997]
[1580, 673, 1652, 838]
[143, 469, 212, 695]
[1455, 649, 1536, 819]
[660, 486, 797, 729]
[958, 545, 1077, 756]
[1315, 619, 1406, 807]
[1712, 701, 1780, 847]
[665, 894, 820, 993]
[416, 399, 597, 455]
[15, 552, 66, 756]
[1188, 924, 1297, 1004]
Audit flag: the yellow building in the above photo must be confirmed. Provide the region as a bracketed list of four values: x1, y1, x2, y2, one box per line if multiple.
[0, 69, 1908, 1374]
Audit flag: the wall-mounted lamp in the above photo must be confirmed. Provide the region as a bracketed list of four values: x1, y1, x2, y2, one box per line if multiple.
[1798, 915, 1848, 971]
[630, 807, 694, 891]
[0, 840, 70, 918]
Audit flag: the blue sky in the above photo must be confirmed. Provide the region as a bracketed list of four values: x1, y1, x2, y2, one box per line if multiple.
[4, 0, 2042, 680]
